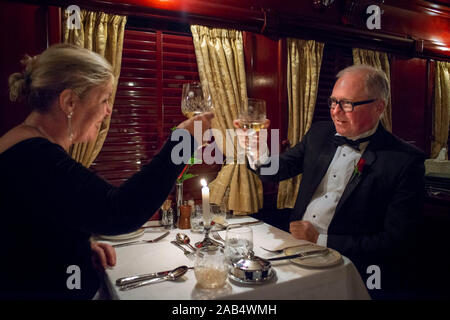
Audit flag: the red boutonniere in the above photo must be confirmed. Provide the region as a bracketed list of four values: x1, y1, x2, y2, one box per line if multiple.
[351, 158, 366, 181]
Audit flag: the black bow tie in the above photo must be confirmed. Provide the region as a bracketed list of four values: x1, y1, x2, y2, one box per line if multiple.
[333, 135, 373, 151]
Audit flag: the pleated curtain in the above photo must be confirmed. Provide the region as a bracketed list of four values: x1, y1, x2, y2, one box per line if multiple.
[190, 25, 263, 215]
[277, 39, 324, 209]
[432, 61, 450, 159]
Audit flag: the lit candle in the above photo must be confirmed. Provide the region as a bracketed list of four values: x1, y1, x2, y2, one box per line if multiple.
[200, 179, 211, 224]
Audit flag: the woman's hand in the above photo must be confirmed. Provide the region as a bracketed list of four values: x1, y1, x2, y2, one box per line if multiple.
[91, 241, 117, 272]
[177, 112, 214, 137]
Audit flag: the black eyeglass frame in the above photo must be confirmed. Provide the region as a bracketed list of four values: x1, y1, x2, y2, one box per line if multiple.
[327, 97, 376, 112]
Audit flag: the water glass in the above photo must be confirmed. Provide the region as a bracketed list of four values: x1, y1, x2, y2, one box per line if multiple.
[224, 226, 253, 265]
[210, 203, 227, 226]
[194, 246, 228, 289]
[161, 208, 174, 229]
[190, 205, 204, 233]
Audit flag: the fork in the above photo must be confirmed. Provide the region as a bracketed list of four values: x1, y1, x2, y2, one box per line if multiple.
[170, 241, 195, 259]
[113, 231, 170, 248]
[211, 230, 225, 244]
[260, 243, 311, 254]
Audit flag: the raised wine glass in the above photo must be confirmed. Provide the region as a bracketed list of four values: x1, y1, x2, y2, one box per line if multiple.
[235, 98, 267, 157]
[181, 82, 213, 118]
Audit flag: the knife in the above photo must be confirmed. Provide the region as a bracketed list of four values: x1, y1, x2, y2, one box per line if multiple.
[112, 231, 170, 248]
[267, 248, 329, 261]
[216, 220, 263, 229]
[116, 270, 170, 286]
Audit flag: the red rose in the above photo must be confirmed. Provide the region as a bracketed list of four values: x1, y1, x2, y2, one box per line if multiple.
[357, 158, 366, 173]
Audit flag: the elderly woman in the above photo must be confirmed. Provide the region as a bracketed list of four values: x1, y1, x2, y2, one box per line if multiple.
[0, 44, 213, 299]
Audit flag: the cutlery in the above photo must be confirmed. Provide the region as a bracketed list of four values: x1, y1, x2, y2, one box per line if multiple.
[116, 270, 171, 286]
[141, 224, 164, 229]
[260, 243, 311, 254]
[113, 231, 170, 248]
[171, 240, 195, 257]
[119, 265, 188, 291]
[216, 220, 263, 229]
[176, 233, 197, 252]
[267, 248, 329, 261]
[116, 266, 194, 286]
[211, 230, 225, 243]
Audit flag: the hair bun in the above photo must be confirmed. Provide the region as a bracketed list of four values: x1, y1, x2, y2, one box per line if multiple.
[8, 54, 36, 102]
[8, 72, 28, 102]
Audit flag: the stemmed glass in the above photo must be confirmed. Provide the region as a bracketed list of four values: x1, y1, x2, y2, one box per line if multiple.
[235, 98, 267, 157]
[181, 82, 213, 118]
[180, 82, 214, 150]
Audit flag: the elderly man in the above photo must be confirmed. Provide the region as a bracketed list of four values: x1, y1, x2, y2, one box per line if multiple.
[242, 65, 425, 299]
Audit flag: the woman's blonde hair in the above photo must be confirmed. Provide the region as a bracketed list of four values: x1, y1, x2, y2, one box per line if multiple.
[8, 43, 114, 112]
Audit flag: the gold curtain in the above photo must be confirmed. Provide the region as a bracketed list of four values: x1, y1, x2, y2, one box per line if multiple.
[432, 61, 450, 159]
[277, 39, 324, 209]
[190, 25, 263, 215]
[63, 10, 127, 167]
[352, 48, 392, 132]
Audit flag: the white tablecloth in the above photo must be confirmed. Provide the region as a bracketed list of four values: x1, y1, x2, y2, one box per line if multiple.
[100, 216, 370, 300]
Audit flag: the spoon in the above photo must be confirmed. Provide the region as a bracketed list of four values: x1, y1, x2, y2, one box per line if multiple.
[176, 233, 197, 252]
[119, 265, 188, 291]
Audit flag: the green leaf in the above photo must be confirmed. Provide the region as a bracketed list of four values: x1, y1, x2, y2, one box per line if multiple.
[183, 173, 197, 180]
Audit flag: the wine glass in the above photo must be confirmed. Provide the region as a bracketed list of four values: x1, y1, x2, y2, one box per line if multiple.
[181, 82, 213, 118]
[235, 98, 267, 156]
[181, 82, 214, 149]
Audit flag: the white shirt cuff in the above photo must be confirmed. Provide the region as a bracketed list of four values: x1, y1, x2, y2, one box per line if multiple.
[316, 234, 328, 247]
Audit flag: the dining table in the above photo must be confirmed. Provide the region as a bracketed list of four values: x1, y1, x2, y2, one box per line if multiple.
[97, 215, 370, 300]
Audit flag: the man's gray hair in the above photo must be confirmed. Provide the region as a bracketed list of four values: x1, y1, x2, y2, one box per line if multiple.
[336, 64, 390, 105]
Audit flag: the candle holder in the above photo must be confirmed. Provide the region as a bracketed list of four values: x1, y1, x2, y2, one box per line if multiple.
[196, 178, 218, 248]
[195, 221, 216, 248]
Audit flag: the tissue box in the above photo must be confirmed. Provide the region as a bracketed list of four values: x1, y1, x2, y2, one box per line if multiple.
[425, 159, 450, 177]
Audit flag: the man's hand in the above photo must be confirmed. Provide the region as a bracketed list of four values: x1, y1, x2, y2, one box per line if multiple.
[233, 119, 270, 163]
[91, 241, 117, 272]
[289, 220, 319, 243]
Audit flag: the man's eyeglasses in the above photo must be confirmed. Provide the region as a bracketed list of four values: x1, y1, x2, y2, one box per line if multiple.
[328, 97, 376, 113]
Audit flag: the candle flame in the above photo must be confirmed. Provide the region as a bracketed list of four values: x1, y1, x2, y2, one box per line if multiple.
[200, 179, 207, 187]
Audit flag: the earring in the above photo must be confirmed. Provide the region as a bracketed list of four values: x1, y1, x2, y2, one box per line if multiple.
[67, 111, 74, 143]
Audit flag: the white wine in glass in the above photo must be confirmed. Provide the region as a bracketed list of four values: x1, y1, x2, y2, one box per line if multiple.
[181, 82, 212, 118]
[236, 98, 267, 156]
[237, 98, 266, 133]
[236, 120, 265, 132]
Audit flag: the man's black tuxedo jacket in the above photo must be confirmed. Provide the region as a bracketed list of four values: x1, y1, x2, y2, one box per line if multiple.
[258, 121, 425, 294]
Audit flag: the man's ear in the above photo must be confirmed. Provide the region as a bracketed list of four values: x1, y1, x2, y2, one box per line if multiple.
[58, 89, 77, 116]
[376, 100, 386, 115]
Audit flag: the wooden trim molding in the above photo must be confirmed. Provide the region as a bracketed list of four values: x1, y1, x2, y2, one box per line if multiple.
[10, 0, 450, 61]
